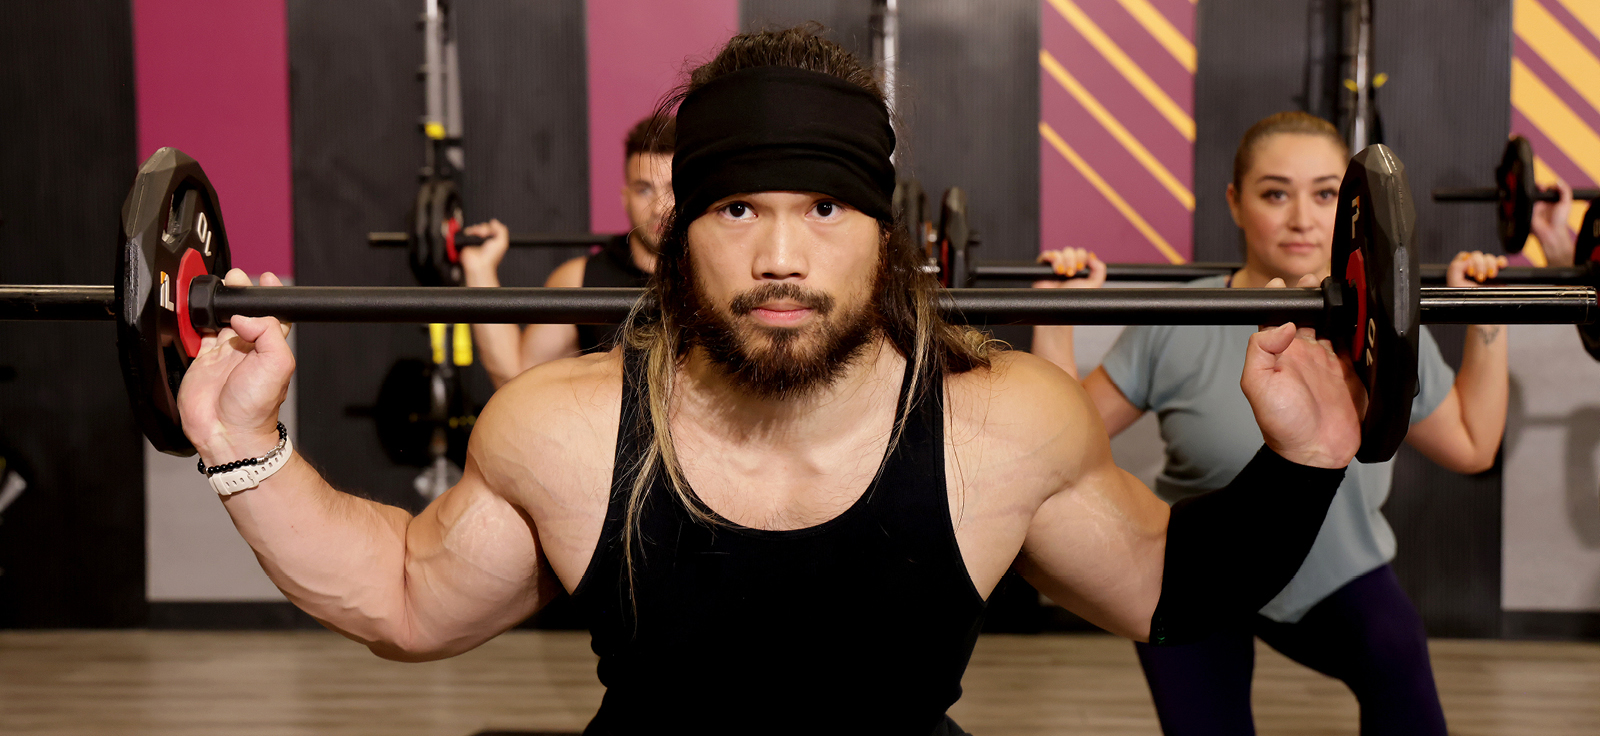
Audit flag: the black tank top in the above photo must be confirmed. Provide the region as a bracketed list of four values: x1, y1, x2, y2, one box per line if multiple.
[576, 235, 649, 354]
[569, 351, 987, 735]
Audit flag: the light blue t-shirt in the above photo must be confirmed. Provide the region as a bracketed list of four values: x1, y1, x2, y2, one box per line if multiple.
[1100, 275, 1454, 622]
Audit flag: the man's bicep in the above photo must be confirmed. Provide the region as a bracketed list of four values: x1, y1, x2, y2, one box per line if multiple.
[1018, 461, 1168, 641]
[397, 460, 555, 658]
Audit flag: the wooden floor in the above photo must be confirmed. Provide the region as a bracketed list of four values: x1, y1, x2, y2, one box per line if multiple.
[1, 630, 1597, 735]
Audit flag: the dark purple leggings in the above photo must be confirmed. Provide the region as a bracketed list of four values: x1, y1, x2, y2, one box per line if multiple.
[1133, 564, 1447, 736]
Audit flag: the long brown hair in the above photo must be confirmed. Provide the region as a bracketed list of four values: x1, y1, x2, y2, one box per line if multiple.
[613, 26, 999, 601]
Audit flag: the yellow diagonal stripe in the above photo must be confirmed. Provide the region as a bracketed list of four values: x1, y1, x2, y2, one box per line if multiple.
[1512, 57, 1600, 184]
[1040, 120, 1185, 263]
[1521, 233, 1550, 266]
[1046, 0, 1195, 141]
[1111, 0, 1195, 73]
[1041, 50, 1194, 211]
[1555, 0, 1600, 51]
[1517, 0, 1600, 118]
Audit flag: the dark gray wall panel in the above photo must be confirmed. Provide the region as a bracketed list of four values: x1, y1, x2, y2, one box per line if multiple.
[740, 0, 874, 60]
[0, 2, 144, 626]
[1193, 0, 1316, 261]
[897, 0, 1039, 269]
[1373, 0, 1511, 639]
[289, 0, 587, 512]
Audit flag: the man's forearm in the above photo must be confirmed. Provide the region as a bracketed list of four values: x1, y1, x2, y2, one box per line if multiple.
[1146, 447, 1344, 645]
[1456, 323, 1509, 461]
[1031, 325, 1079, 379]
[220, 455, 417, 646]
[471, 322, 528, 389]
[462, 266, 529, 389]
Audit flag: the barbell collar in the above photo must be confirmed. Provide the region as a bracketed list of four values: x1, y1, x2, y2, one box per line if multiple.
[0, 285, 116, 320]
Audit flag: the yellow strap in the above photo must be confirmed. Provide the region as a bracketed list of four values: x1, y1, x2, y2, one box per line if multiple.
[453, 323, 473, 367]
[429, 323, 447, 365]
[424, 122, 447, 140]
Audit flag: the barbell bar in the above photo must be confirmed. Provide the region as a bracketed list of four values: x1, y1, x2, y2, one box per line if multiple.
[368, 231, 615, 249]
[4, 145, 1599, 465]
[1432, 188, 1600, 202]
[963, 260, 1597, 285]
[6, 281, 1594, 329]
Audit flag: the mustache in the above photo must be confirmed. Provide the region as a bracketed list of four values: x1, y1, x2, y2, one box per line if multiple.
[726, 282, 836, 318]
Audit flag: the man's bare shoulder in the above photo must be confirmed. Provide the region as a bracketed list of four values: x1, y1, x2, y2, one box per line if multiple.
[947, 351, 1099, 434]
[944, 350, 1106, 476]
[470, 348, 624, 491]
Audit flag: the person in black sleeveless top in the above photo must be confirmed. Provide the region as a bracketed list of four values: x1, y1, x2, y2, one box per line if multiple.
[461, 115, 671, 388]
[180, 28, 1366, 736]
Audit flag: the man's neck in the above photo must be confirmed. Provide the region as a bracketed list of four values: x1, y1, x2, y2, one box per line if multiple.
[628, 232, 659, 274]
[675, 337, 905, 447]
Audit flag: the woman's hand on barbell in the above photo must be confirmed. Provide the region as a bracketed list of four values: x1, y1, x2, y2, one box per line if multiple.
[1032, 247, 1106, 289]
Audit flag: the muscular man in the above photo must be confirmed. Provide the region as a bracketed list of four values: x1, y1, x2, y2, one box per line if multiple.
[460, 115, 673, 388]
[179, 28, 1361, 735]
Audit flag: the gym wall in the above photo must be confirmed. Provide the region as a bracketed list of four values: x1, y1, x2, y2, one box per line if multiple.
[1039, 0, 1196, 265]
[285, 0, 590, 517]
[0, 2, 145, 627]
[1501, 0, 1600, 636]
[3, 2, 1594, 638]
[587, 3, 739, 234]
[132, 1, 301, 624]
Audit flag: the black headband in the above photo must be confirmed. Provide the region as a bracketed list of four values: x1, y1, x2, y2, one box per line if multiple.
[673, 65, 897, 224]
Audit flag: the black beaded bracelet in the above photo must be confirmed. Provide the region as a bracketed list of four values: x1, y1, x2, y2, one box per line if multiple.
[197, 423, 289, 477]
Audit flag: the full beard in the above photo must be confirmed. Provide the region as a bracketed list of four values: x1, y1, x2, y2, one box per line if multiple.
[679, 266, 884, 402]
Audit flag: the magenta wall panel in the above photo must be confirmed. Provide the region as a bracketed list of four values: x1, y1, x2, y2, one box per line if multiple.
[132, 0, 293, 277]
[1039, 0, 1195, 263]
[586, 0, 739, 234]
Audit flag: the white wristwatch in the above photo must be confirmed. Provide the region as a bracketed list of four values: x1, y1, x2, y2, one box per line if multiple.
[199, 424, 293, 497]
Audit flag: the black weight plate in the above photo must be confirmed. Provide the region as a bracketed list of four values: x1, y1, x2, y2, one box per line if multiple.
[431, 179, 465, 287]
[408, 180, 440, 286]
[1496, 136, 1536, 254]
[1331, 144, 1420, 463]
[372, 358, 434, 466]
[408, 179, 465, 287]
[893, 178, 927, 256]
[371, 358, 473, 467]
[1575, 202, 1600, 360]
[939, 187, 971, 288]
[115, 148, 232, 456]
